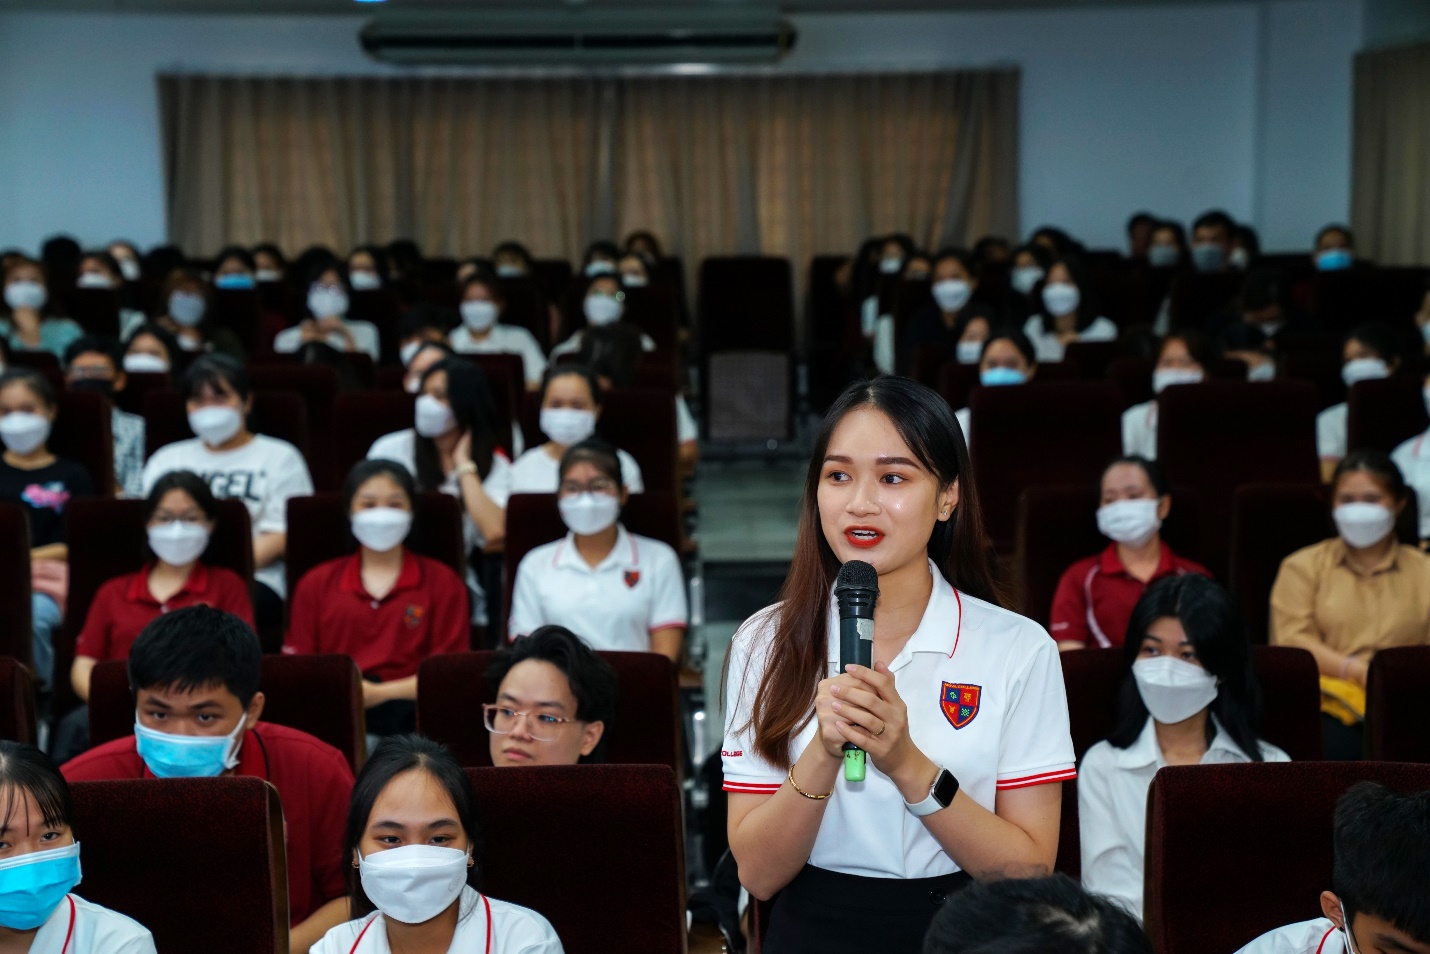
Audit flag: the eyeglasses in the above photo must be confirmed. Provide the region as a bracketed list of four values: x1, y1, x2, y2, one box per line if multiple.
[559, 479, 619, 496]
[482, 704, 582, 742]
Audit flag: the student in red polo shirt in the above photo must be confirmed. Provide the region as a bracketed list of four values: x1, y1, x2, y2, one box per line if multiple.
[62, 606, 354, 952]
[283, 459, 469, 737]
[1049, 456, 1209, 650]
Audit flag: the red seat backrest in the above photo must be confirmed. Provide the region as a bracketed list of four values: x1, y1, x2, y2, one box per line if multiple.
[1347, 375, 1429, 455]
[1366, 645, 1430, 762]
[0, 656, 37, 745]
[248, 364, 341, 489]
[52, 388, 114, 496]
[0, 504, 33, 668]
[142, 388, 311, 463]
[331, 391, 417, 483]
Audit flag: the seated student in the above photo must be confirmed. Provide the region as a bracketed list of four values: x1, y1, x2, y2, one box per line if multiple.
[953, 326, 1039, 447]
[401, 340, 453, 396]
[1080, 574, 1288, 922]
[900, 248, 999, 373]
[1005, 242, 1054, 323]
[1121, 331, 1212, 460]
[509, 439, 686, 661]
[274, 262, 380, 361]
[449, 269, 548, 391]
[0, 368, 95, 689]
[312, 734, 562, 954]
[1235, 782, 1430, 954]
[63, 336, 146, 498]
[1219, 321, 1278, 382]
[1021, 255, 1117, 363]
[510, 365, 644, 494]
[396, 304, 454, 369]
[582, 240, 621, 278]
[1313, 224, 1357, 272]
[107, 240, 144, 284]
[1, 257, 83, 358]
[616, 252, 650, 289]
[253, 243, 287, 285]
[152, 267, 245, 361]
[1391, 385, 1430, 541]
[623, 230, 663, 265]
[924, 874, 1150, 954]
[141, 354, 314, 639]
[211, 245, 259, 291]
[1050, 457, 1210, 651]
[284, 460, 468, 737]
[550, 275, 656, 358]
[485, 625, 618, 767]
[1270, 451, 1430, 760]
[76, 249, 146, 333]
[1317, 323, 1399, 480]
[491, 241, 535, 279]
[1207, 267, 1312, 353]
[62, 606, 355, 951]
[121, 322, 181, 378]
[346, 245, 389, 292]
[0, 740, 158, 952]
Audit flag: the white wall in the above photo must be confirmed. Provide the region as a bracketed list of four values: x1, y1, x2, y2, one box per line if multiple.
[0, 2, 1362, 255]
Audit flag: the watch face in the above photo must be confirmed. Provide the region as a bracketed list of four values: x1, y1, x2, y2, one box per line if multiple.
[933, 770, 959, 807]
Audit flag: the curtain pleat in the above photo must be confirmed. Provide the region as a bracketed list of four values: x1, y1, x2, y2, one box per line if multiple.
[1352, 41, 1430, 265]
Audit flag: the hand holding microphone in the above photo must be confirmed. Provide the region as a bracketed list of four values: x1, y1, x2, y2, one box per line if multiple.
[834, 560, 878, 781]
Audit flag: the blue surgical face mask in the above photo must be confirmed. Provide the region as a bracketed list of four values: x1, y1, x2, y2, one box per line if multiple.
[134, 710, 247, 778]
[0, 842, 82, 931]
[1191, 243, 1225, 272]
[1317, 248, 1354, 272]
[214, 273, 256, 291]
[980, 367, 1027, 387]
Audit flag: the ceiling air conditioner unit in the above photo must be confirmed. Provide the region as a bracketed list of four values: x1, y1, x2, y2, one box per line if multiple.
[360, 8, 797, 67]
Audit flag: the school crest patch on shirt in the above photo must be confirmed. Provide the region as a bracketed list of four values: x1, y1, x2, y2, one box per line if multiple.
[624, 570, 641, 588]
[404, 605, 424, 629]
[940, 682, 981, 729]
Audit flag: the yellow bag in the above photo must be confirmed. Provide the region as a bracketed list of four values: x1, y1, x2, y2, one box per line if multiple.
[1320, 675, 1366, 726]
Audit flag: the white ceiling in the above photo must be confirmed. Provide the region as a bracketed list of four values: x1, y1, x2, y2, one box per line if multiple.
[5, 0, 1254, 12]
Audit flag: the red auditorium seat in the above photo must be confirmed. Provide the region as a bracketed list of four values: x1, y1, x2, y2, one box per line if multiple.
[466, 352, 521, 454]
[698, 256, 795, 443]
[5, 350, 63, 393]
[466, 764, 686, 954]
[1108, 356, 1154, 409]
[1311, 267, 1430, 337]
[69, 776, 288, 953]
[141, 388, 310, 462]
[969, 382, 1124, 552]
[0, 657, 37, 744]
[331, 390, 417, 481]
[1064, 340, 1121, 379]
[622, 283, 681, 354]
[88, 654, 367, 770]
[1167, 271, 1244, 328]
[1365, 646, 1430, 763]
[211, 288, 264, 355]
[1278, 350, 1346, 412]
[114, 371, 171, 417]
[1347, 375, 1429, 455]
[1229, 484, 1330, 644]
[248, 364, 341, 489]
[1144, 762, 1430, 954]
[494, 277, 554, 352]
[0, 503, 33, 669]
[417, 650, 680, 772]
[348, 287, 404, 363]
[52, 388, 114, 497]
[64, 287, 121, 337]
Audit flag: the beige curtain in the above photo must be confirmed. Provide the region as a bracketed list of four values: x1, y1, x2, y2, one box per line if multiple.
[1351, 41, 1430, 265]
[161, 70, 1018, 272]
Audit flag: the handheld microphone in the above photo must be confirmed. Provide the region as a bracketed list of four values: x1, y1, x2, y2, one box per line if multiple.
[834, 560, 879, 782]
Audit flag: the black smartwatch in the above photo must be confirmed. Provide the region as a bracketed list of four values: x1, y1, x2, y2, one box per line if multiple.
[905, 768, 960, 817]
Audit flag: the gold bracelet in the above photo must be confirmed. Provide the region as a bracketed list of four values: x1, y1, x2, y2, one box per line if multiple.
[787, 766, 834, 800]
[455, 461, 478, 478]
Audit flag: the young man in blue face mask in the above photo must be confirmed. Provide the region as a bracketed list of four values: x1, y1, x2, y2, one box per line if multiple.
[62, 605, 355, 952]
[1235, 782, 1430, 954]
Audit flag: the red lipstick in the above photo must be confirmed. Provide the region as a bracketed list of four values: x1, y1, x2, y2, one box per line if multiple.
[844, 526, 884, 549]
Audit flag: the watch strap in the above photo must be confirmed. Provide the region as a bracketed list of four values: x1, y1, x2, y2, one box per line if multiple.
[905, 768, 958, 817]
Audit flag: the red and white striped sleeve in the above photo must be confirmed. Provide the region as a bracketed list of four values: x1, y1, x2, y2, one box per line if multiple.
[721, 610, 785, 796]
[996, 631, 1078, 792]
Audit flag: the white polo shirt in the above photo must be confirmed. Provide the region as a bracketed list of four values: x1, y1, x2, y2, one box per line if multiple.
[450, 324, 548, 389]
[1022, 315, 1118, 363]
[721, 561, 1076, 880]
[367, 428, 513, 551]
[273, 318, 381, 361]
[1122, 400, 1159, 460]
[32, 894, 156, 953]
[312, 887, 563, 954]
[1079, 717, 1290, 921]
[1235, 919, 1343, 954]
[1391, 428, 1430, 538]
[1316, 402, 1348, 460]
[509, 445, 645, 494]
[508, 524, 687, 651]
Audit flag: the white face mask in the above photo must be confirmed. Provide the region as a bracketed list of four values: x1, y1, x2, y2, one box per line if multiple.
[0, 412, 51, 455]
[620, 274, 648, 288]
[460, 300, 499, 332]
[123, 353, 170, 374]
[359, 845, 470, 926]
[540, 407, 596, 447]
[256, 268, 282, 283]
[1096, 498, 1162, 548]
[1133, 656, 1218, 725]
[1228, 247, 1250, 270]
[399, 341, 422, 367]
[1341, 357, 1389, 388]
[4, 281, 47, 312]
[1010, 266, 1044, 295]
[931, 279, 973, 313]
[308, 287, 349, 319]
[559, 491, 621, 536]
[1334, 502, 1395, 549]
[1247, 360, 1276, 383]
[187, 406, 243, 447]
[118, 258, 142, 282]
[585, 260, 617, 277]
[1042, 282, 1081, 317]
[77, 272, 114, 290]
[348, 270, 381, 291]
[351, 507, 412, 553]
[404, 376, 422, 395]
[955, 340, 984, 365]
[584, 293, 623, 327]
[1421, 323, 1430, 347]
[879, 257, 904, 275]
[1153, 367, 1205, 394]
[168, 291, 207, 327]
[414, 394, 455, 438]
[1147, 244, 1180, 268]
[147, 521, 211, 566]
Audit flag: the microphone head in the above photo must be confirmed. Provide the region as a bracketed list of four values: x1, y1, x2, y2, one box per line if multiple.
[834, 559, 879, 595]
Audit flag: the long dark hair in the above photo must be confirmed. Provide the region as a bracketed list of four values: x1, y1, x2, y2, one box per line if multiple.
[740, 376, 1004, 768]
[413, 357, 500, 493]
[345, 735, 484, 919]
[1033, 254, 1100, 333]
[0, 741, 77, 841]
[1107, 575, 1266, 760]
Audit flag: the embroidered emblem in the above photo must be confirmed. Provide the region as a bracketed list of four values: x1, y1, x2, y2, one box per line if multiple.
[403, 605, 424, 629]
[940, 682, 981, 730]
[624, 570, 641, 588]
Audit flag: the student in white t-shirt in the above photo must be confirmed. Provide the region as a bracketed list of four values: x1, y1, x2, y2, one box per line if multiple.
[141, 354, 313, 636]
[449, 270, 547, 391]
[0, 740, 158, 953]
[313, 735, 563, 954]
[1390, 399, 1430, 542]
[1236, 782, 1430, 954]
[722, 376, 1075, 954]
[1317, 322, 1399, 482]
[1022, 255, 1118, 363]
[1079, 575, 1289, 923]
[1121, 331, 1211, 461]
[509, 365, 644, 494]
[273, 262, 380, 361]
[509, 439, 685, 661]
[549, 275, 655, 358]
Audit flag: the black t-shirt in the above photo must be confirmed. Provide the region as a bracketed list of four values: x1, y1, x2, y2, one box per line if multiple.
[0, 456, 95, 548]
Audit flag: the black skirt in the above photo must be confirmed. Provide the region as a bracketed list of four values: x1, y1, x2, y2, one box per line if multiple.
[763, 864, 974, 954]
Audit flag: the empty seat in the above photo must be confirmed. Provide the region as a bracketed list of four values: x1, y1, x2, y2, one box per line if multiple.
[1278, 350, 1346, 412]
[0, 657, 37, 744]
[466, 764, 685, 954]
[114, 371, 172, 418]
[1144, 761, 1430, 954]
[1229, 484, 1330, 644]
[248, 364, 341, 490]
[63, 287, 122, 337]
[417, 650, 679, 771]
[211, 288, 264, 356]
[699, 257, 795, 444]
[332, 390, 417, 483]
[1063, 340, 1121, 379]
[1168, 271, 1244, 328]
[69, 776, 288, 953]
[0, 503, 33, 669]
[1365, 645, 1430, 762]
[52, 388, 114, 497]
[1347, 375, 1429, 455]
[141, 388, 310, 462]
